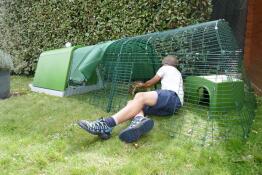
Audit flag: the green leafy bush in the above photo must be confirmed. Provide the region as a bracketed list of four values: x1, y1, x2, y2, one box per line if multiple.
[0, 50, 13, 71]
[0, 0, 212, 75]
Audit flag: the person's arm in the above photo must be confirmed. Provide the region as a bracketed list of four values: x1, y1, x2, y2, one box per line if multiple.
[135, 75, 161, 89]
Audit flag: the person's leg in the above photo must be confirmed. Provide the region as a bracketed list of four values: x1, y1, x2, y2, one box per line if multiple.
[118, 106, 154, 143]
[78, 91, 157, 139]
[117, 93, 157, 143]
[126, 100, 145, 117]
[125, 101, 145, 119]
[111, 91, 158, 124]
[134, 110, 144, 118]
[119, 90, 183, 143]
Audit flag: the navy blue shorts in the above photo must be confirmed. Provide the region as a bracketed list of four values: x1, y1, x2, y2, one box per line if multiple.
[143, 90, 182, 116]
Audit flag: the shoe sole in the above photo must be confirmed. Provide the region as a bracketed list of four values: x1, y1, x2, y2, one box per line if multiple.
[119, 119, 154, 143]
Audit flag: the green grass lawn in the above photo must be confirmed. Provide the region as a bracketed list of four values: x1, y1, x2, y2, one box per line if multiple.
[0, 76, 261, 175]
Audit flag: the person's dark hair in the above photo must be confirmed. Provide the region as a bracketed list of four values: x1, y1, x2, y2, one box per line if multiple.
[162, 55, 178, 67]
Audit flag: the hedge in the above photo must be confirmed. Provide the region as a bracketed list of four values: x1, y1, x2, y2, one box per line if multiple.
[0, 0, 212, 75]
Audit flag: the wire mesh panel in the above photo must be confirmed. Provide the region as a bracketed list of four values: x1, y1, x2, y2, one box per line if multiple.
[211, 0, 248, 49]
[88, 59, 135, 112]
[89, 19, 256, 143]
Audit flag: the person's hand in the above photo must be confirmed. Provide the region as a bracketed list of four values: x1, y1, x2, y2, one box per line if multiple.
[130, 81, 144, 96]
[134, 81, 144, 88]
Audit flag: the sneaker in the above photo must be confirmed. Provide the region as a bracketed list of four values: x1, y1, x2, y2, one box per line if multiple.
[119, 117, 154, 143]
[77, 118, 112, 139]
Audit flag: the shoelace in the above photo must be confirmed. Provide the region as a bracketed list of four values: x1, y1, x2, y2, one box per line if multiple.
[90, 118, 111, 133]
[130, 117, 144, 128]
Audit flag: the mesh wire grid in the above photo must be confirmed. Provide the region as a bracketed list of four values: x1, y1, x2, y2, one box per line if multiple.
[86, 20, 256, 143]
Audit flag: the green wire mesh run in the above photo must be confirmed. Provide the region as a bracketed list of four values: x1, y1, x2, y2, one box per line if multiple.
[88, 20, 256, 143]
